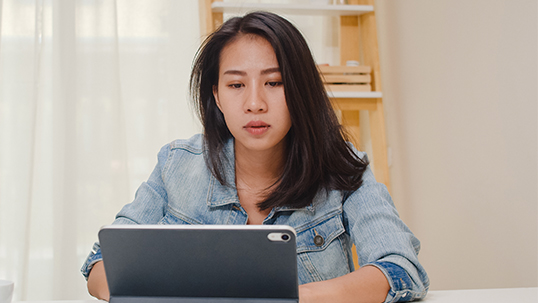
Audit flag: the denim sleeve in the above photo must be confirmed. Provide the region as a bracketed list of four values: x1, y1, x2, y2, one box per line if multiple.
[371, 262, 426, 302]
[112, 144, 171, 225]
[343, 153, 429, 302]
[80, 144, 172, 279]
[81, 243, 103, 280]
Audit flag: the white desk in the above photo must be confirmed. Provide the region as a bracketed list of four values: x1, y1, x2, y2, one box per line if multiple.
[13, 287, 538, 303]
[423, 287, 536, 302]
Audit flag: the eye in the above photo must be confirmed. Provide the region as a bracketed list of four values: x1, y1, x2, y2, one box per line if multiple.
[228, 83, 243, 89]
[266, 81, 283, 87]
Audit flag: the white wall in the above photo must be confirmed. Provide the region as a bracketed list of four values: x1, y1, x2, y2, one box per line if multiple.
[375, 0, 537, 290]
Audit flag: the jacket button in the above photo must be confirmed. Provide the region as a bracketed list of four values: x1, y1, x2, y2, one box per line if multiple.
[314, 235, 324, 247]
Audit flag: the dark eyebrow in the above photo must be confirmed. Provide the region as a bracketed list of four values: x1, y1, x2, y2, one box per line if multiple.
[261, 67, 281, 75]
[222, 67, 280, 76]
[223, 70, 246, 76]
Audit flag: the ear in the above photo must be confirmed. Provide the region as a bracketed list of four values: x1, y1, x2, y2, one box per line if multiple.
[213, 85, 222, 111]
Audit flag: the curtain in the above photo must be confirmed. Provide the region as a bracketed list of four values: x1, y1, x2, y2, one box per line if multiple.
[0, 0, 201, 299]
[0, 0, 339, 299]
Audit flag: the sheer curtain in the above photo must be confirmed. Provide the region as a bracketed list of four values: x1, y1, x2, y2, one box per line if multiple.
[0, 0, 201, 299]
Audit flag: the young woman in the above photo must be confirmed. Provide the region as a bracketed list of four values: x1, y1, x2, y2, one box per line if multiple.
[82, 11, 429, 303]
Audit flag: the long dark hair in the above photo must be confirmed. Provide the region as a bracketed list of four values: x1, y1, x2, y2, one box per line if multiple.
[190, 11, 368, 210]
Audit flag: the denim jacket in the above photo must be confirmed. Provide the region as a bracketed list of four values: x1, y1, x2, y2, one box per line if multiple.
[81, 134, 429, 302]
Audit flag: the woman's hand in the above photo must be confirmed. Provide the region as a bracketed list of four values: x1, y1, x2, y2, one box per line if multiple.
[298, 265, 390, 303]
[87, 261, 110, 301]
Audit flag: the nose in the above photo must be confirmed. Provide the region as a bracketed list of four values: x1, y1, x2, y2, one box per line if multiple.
[244, 85, 267, 113]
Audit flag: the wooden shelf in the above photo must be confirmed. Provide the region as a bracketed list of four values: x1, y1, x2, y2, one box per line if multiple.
[327, 91, 382, 98]
[211, 2, 374, 16]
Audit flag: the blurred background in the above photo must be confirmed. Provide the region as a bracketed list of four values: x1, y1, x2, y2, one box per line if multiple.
[0, 0, 536, 300]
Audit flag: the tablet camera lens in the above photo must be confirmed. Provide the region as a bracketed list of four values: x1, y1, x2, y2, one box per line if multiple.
[268, 232, 291, 242]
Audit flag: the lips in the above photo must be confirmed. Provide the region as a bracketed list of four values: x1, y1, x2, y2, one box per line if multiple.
[244, 120, 270, 135]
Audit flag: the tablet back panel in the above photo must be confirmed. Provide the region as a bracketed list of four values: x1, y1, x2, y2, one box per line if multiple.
[99, 225, 298, 302]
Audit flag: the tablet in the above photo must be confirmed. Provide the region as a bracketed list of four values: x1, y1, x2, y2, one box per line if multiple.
[98, 224, 299, 303]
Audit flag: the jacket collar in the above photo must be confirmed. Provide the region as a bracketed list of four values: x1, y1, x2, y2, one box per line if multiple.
[206, 137, 238, 208]
[205, 137, 315, 213]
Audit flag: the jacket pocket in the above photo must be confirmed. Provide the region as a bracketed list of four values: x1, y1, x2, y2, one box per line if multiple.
[157, 209, 198, 225]
[295, 213, 351, 283]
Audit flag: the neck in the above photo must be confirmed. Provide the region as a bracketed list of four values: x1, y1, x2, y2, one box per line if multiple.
[234, 145, 286, 190]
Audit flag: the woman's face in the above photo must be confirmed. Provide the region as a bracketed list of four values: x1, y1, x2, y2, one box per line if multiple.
[213, 35, 292, 155]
